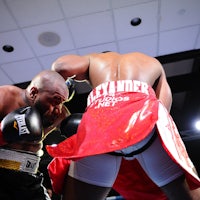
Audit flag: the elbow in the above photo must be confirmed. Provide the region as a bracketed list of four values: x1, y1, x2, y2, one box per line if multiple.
[51, 61, 69, 79]
[51, 61, 62, 72]
[51, 61, 56, 71]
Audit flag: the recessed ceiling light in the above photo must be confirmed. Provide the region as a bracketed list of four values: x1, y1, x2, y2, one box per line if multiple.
[130, 17, 142, 26]
[2, 45, 14, 52]
[178, 9, 186, 15]
[38, 32, 60, 47]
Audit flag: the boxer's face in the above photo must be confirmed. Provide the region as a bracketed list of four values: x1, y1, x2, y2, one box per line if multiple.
[33, 89, 67, 128]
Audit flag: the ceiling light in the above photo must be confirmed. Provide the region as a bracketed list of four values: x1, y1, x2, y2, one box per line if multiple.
[38, 31, 60, 47]
[178, 9, 186, 15]
[2, 45, 14, 52]
[130, 17, 142, 26]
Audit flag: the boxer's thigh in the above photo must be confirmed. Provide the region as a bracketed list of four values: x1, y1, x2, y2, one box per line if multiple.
[68, 154, 122, 187]
[136, 136, 184, 187]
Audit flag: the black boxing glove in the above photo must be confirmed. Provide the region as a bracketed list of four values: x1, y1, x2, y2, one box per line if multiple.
[65, 76, 76, 101]
[65, 76, 92, 101]
[60, 113, 83, 138]
[0, 106, 43, 143]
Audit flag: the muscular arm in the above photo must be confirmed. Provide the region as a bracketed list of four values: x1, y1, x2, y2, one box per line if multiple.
[51, 55, 90, 80]
[0, 86, 15, 120]
[0, 87, 8, 120]
[155, 67, 172, 112]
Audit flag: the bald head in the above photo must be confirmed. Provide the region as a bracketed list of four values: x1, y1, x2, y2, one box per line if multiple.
[28, 70, 69, 101]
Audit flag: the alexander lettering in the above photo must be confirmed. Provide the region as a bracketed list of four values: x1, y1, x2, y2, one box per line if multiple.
[88, 80, 149, 106]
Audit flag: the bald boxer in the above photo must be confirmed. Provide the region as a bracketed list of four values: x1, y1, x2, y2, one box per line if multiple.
[48, 52, 200, 200]
[0, 70, 69, 200]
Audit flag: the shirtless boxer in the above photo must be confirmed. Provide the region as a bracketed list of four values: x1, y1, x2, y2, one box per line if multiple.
[0, 70, 69, 200]
[47, 52, 200, 200]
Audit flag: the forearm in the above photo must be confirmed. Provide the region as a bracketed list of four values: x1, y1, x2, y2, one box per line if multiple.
[156, 80, 172, 112]
[159, 89, 172, 112]
[51, 55, 89, 80]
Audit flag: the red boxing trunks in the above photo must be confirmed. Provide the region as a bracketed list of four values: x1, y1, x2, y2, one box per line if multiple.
[46, 80, 200, 195]
[47, 80, 159, 157]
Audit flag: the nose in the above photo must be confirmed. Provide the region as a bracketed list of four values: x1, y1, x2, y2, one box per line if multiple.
[53, 104, 62, 116]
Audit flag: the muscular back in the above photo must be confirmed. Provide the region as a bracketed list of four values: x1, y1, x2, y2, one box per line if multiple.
[88, 52, 163, 88]
[52, 51, 172, 111]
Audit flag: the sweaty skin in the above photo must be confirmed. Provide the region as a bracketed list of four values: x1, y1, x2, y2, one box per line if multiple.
[52, 52, 172, 112]
[0, 70, 69, 154]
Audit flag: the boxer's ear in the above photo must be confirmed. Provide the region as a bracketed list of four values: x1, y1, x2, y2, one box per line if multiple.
[29, 87, 39, 99]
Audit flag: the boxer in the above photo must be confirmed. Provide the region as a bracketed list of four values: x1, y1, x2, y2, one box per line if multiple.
[0, 70, 69, 200]
[47, 52, 200, 200]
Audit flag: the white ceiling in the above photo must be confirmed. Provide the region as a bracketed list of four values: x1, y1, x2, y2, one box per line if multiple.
[0, 0, 200, 86]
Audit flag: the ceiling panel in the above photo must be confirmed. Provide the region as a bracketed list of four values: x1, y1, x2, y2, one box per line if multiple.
[118, 34, 158, 56]
[68, 11, 115, 48]
[60, 0, 110, 18]
[6, 0, 63, 27]
[159, 26, 199, 55]
[160, 0, 200, 31]
[0, 30, 34, 64]
[22, 20, 75, 56]
[0, 68, 13, 85]
[113, 1, 158, 40]
[77, 42, 118, 55]
[0, 0, 18, 31]
[196, 33, 200, 49]
[39, 49, 77, 70]
[111, 0, 153, 8]
[1, 58, 43, 83]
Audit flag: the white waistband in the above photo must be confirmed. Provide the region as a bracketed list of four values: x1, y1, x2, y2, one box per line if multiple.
[0, 148, 40, 174]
